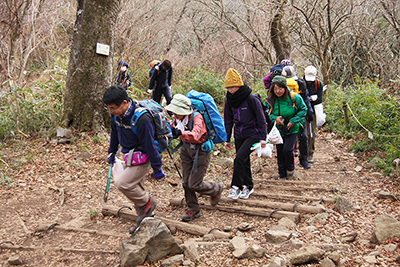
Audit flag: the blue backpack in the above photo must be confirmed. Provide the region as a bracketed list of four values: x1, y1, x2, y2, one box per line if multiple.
[186, 90, 227, 145]
[114, 99, 173, 153]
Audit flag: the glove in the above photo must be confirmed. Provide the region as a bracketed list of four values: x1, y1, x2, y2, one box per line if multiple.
[107, 152, 116, 165]
[307, 114, 314, 122]
[310, 95, 318, 101]
[147, 89, 153, 94]
[172, 127, 182, 137]
[153, 168, 165, 180]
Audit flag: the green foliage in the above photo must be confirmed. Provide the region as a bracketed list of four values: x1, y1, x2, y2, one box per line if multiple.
[0, 171, 14, 188]
[173, 65, 225, 104]
[0, 55, 66, 141]
[88, 210, 99, 219]
[324, 80, 400, 177]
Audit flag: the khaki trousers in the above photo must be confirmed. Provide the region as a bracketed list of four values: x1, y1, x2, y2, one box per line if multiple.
[114, 161, 151, 212]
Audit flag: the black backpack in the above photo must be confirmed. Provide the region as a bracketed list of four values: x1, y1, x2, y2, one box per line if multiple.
[247, 94, 273, 133]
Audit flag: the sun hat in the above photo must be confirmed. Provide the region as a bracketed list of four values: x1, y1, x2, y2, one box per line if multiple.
[271, 76, 287, 87]
[282, 66, 296, 77]
[224, 68, 244, 88]
[165, 94, 192, 115]
[304, 66, 317, 81]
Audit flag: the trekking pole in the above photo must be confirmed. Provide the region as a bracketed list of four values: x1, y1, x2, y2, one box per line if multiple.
[167, 148, 183, 180]
[104, 163, 113, 202]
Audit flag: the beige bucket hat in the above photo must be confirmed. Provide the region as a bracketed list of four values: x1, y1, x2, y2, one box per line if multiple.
[165, 94, 192, 115]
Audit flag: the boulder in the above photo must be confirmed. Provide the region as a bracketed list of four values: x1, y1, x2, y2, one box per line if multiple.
[120, 218, 182, 266]
[265, 229, 293, 244]
[285, 245, 325, 265]
[233, 244, 267, 259]
[371, 214, 400, 244]
[335, 196, 353, 213]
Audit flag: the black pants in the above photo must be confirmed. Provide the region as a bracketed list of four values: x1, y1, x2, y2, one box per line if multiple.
[231, 137, 258, 191]
[298, 120, 308, 161]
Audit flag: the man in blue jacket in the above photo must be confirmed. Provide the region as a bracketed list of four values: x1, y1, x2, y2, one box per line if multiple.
[103, 85, 165, 233]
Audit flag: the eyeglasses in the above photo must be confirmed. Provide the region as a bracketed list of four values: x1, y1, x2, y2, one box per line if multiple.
[104, 103, 121, 113]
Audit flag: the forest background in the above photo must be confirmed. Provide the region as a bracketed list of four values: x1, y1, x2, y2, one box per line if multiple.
[0, 0, 399, 179]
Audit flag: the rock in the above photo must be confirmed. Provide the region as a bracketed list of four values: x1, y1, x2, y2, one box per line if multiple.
[377, 191, 398, 201]
[120, 218, 182, 266]
[277, 217, 297, 230]
[216, 158, 234, 168]
[285, 245, 325, 265]
[335, 196, 353, 213]
[182, 260, 195, 266]
[327, 251, 341, 265]
[371, 172, 383, 177]
[237, 222, 253, 231]
[8, 255, 23, 265]
[366, 156, 382, 169]
[229, 236, 246, 251]
[233, 244, 267, 259]
[355, 166, 363, 172]
[161, 254, 184, 266]
[320, 257, 335, 267]
[363, 255, 377, 264]
[202, 233, 215, 242]
[265, 229, 293, 244]
[308, 213, 329, 225]
[181, 243, 198, 261]
[57, 126, 73, 139]
[266, 256, 286, 267]
[371, 214, 400, 244]
[342, 231, 358, 243]
[384, 243, 398, 252]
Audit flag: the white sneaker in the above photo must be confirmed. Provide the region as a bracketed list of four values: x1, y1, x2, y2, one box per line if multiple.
[239, 185, 254, 199]
[228, 186, 240, 200]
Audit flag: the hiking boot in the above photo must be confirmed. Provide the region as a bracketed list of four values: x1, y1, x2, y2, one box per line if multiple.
[182, 210, 201, 222]
[136, 197, 156, 225]
[238, 185, 254, 199]
[299, 159, 311, 169]
[308, 156, 314, 163]
[287, 170, 294, 177]
[227, 185, 240, 200]
[210, 183, 223, 206]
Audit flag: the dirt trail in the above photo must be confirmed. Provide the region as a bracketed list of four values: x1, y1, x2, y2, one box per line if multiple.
[0, 130, 399, 266]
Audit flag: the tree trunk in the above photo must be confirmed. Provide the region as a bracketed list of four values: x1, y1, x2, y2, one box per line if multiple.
[270, 4, 291, 63]
[62, 0, 120, 132]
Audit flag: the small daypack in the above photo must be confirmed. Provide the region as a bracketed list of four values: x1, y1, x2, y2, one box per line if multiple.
[286, 77, 300, 94]
[114, 99, 173, 153]
[149, 60, 161, 78]
[186, 90, 227, 144]
[269, 64, 284, 81]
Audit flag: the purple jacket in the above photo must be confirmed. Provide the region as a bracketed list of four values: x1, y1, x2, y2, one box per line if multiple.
[263, 73, 272, 90]
[224, 93, 267, 141]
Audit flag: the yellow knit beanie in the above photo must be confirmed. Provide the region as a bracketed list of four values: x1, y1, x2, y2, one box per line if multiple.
[224, 68, 244, 88]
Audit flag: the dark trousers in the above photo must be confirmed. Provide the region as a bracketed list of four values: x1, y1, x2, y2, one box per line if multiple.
[232, 137, 258, 190]
[152, 86, 172, 105]
[276, 133, 297, 178]
[298, 119, 308, 161]
[181, 145, 219, 212]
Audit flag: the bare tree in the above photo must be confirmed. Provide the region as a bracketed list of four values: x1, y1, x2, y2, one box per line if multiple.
[290, 0, 363, 84]
[271, 0, 291, 62]
[61, 0, 120, 132]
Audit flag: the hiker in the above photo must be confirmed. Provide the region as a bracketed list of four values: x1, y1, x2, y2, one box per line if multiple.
[281, 66, 314, 169]
[113, 60, 132, 89]
[103, 85, 165, 234]
[166, 94, 223, 222]
[263, 59, 292, 90]
[223, 68, 267, 200]
[148, 59, 173, 106]
[303, 65, 324, 163]
[265, 76, 307, 179]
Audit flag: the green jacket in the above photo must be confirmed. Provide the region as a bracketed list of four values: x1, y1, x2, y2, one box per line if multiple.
[265, 89, 307, 135]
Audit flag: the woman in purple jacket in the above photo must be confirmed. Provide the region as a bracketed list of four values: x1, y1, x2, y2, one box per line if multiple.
[223, 68, 267, 200]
